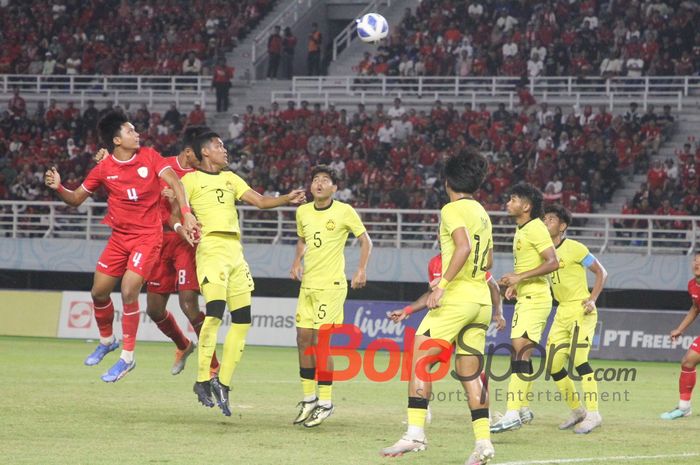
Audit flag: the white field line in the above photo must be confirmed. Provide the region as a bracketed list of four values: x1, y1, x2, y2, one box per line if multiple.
[499, 452, 699, 465]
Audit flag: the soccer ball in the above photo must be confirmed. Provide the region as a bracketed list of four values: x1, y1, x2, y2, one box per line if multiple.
[356, 13, 389, 43]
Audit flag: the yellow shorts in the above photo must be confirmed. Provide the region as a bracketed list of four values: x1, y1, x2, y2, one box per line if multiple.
[196, 233, 254, 300]
[547, 301, 597, 358]
[296, 287, 347, 330]
[510, 300, 553, 344]
[416, 302, 490, 355]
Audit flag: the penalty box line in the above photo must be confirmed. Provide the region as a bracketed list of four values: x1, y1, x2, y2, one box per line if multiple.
[499, 452, 700, 465]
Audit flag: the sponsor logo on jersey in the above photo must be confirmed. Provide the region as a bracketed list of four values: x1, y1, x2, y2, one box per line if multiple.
[107, 175, 119, 180]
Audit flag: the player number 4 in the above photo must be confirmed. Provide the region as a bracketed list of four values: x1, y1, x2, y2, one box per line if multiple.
[126, 187, 138, 201]
[132, 252, 143, 268]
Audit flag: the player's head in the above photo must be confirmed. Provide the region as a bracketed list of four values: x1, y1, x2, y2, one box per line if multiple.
[694, 252, 700, 278]
[310, 165, 338, 201]
[543, 204, 572, 238]
[98, 111, 138, 152]
[443, 151, 488, 195]
[506, 183, 544, 220]
[193, 130, 227, 168]
[180, 126, 209, 164]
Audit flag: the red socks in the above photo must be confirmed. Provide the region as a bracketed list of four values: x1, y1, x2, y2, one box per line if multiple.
[122, 302, 140, 351]
[92, 298, 115, 339]
[680, 367, 696, 401]
[155, 311, 189, 350]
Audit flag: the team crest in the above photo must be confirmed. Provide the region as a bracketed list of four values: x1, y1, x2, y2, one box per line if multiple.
[559, 258, 566, 268]
[219, 271, 226, 281]
[326, 219, 336, 231]
[516, 239, 522, 251]
[225, 180, 233, 190]
[137, 166, 149, 178]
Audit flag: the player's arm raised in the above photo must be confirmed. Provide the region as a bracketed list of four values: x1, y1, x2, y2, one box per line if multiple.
[671, 303, 700, 341]
[582, 257, 608, 314]
[351, 232, 372, 289]
[160, 168, 199, 237]
[500, 245, 559, 287]
[427, 227, 470, 309]
[240, 188, 306, 209]
[44, 167, 91, 207]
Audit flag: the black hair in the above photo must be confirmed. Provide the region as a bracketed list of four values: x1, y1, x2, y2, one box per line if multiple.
[443, 151, 488, 194]
[544, 203, 572, 227]
[178, 126, 209, 153]
[98, 111, 128, 152]
[311, 165, 338, 185]
[509, 183, 544, 219]
[192, 130, 220, 161]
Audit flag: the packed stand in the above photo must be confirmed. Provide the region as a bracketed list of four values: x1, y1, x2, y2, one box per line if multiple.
[357, 0, 700, 78]
[0, 0, 275, 75]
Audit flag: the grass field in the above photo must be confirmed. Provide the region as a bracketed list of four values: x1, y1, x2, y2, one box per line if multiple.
[1, 336, 699, 465]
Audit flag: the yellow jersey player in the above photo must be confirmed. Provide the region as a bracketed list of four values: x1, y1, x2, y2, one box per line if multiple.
[182, 130, 305, 416]
[492, 183, 559, 433]
[290, 165, 372, 427]
[382, 152, 496, 465]
[543, 204, 607, 434]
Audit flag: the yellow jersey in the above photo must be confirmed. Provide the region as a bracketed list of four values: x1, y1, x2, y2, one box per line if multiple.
[551, 238, 594, 303]
[513, 218, 554, 304]
[181, 169, 251, 238]
[439, 199, 493, 306]
[296, 200, 366, 289]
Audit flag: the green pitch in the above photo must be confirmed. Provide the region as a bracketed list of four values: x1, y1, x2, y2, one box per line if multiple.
[1, 336, 698, 465]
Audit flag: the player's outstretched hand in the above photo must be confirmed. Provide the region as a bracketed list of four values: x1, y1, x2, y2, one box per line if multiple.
[426, 288, 444, 309]
[290, 261, 303, 281]
[386, 309, 408, 322]
[670, 328, 683, 341]
[93, 148, 108, 164]
[44, 167, 61, 190]
[286, 189, 307, 205]
[351, 269, 367, 289]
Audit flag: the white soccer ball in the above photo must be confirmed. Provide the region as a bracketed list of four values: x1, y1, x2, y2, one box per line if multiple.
[356, 13, 389, 43]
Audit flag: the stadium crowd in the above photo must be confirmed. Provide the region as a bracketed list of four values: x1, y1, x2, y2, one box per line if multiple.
[0, 0, 275, 75]
[357, 0, 700, 78]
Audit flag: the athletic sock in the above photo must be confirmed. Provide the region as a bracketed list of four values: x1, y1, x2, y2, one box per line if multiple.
[121, 302, 140, 352]
[92, 298, 115, 342]
[154, 311, 189, 350]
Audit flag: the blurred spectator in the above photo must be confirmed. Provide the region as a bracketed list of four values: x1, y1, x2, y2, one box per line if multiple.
[182, 52, 202, 75]
[187, 103, 206, 126]
[212, 57, 234, 112]
[267, 26, 282, 79]
[307, 22, 322, 75]
[282, 27, 297, 79]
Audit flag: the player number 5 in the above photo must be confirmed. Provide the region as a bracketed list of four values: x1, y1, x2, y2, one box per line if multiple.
[313, 231, 322, 248]
[317, 303, 327, 320]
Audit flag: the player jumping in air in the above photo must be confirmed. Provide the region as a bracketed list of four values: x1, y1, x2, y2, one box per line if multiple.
[182, 130, 305, 416]
[382, 151, 496, 465]
[661, 252, 700, 420]
[491, 183, 559, 433]
[543, 204, 607, 433]
[290, 165, 372, 428]
[44, 111, 199, 382]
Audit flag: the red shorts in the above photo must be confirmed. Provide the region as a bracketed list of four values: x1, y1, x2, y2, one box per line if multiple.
[96, 230, 162, 279]
[691, 336, 700, 354]
[147, 232, 198, 294]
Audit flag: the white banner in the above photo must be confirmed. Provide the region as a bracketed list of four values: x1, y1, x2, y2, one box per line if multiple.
[58, 292, 297, 347]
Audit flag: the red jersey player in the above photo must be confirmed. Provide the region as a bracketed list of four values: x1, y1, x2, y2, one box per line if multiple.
[661, 252, 700, 420]
[94, 126, 219, 376]
[44, 111, 198, 383]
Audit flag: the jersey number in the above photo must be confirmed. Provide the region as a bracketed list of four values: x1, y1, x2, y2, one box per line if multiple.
[132, 252, 143, 268]
[551, 270, 561, 285]
[126, 188, 138, 201]
[313, 231, 322, 248]
[471, 234, 490, 278]
[215, 189, 224, 204]
[178, 269, 187, 285]
[317, 304, 327, 320]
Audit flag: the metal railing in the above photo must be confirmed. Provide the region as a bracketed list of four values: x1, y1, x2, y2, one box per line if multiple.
[272, 75, 700, 110]
[2, 201, 698, 256]
[0, 74, 212, 108]
[332, 0, 392, 61]
[251, 0, 316, 67]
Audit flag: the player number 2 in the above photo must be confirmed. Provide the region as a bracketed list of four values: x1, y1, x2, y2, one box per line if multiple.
[215, 188, 224, 204]
[126, 188, 138, 201]
[317, 303, 327, 320]
[313, 231, 322, 248]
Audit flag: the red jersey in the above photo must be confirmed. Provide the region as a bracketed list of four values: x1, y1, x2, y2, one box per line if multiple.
[158, 156, 195, 227]
[427, 254, 492, 282]
[81, 147, 171, 234]
[689, 279, 700, 308]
